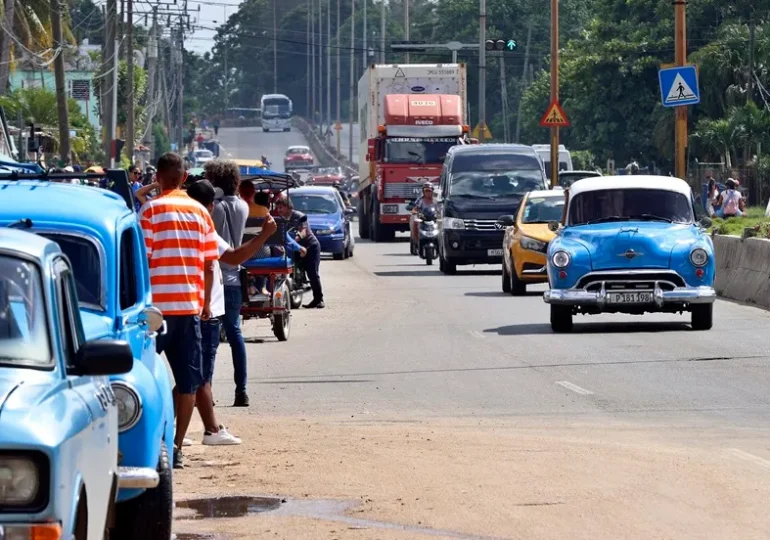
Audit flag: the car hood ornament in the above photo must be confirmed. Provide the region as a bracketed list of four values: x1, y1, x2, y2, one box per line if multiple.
[618, 248, 642, 260]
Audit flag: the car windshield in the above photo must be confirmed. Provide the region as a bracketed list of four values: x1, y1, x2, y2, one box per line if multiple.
[568, 188, 694, 225]
[522, 196, 565, 223]
[449, 171, 547, 198]
[0, 255, 51, 367]
[384, 138, 457, 164]
[38, 234, 102, 309]
[290, 194, 340, 215]
[263, 100, 291, 119]
[287, 148, 309, 155]
[316, 168, 341, 175]
[194, 150, 213, 158]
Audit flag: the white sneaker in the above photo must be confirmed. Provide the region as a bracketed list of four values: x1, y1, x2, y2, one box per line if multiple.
[202, 427, 242, 446]
[182, 437, 193, 447]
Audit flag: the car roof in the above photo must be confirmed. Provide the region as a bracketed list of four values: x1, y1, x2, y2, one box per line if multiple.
[560, 170, 600, 176]
[0, 181, 131, 232]
[449, 143, 538, 156]
[568, 175, 692, 197]
[290, 186, 340, 196]
[0, 227, 61, 262]
[287, 146, 309, 150]
[526, 190, 565, 199]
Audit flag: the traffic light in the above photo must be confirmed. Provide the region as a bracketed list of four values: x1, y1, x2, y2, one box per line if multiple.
[485, 39, 516, 51]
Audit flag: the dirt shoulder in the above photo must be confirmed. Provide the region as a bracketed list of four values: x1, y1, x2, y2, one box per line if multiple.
[174, 415, 770, 540]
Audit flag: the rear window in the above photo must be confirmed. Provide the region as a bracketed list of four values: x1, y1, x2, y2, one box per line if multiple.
[451, 153, 542, 173]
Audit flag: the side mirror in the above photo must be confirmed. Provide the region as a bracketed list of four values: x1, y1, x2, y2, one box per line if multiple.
[548, 221, 561, 232]
[699, 217, 713, 228]
[141, 306, 165, 337]
[344, 206, 356, 216]
[496, 214, 516, 228]
[75, 339, 134, 376]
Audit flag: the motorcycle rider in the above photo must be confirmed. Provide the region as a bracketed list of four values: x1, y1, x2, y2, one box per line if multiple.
[410, 182, 436, 248]
[261, 155, 271, 169]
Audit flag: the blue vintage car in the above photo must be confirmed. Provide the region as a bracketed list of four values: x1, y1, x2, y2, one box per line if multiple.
[288, 186, 356, 259]
[543, 176, 716, 332]
[0, 173, 175, 539]
[0, 227, 134, 538]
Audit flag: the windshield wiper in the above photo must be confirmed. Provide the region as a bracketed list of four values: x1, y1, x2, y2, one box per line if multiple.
[585, 216, 631, 225]
[630, 214, 673, 223]
[453, 194, 493, 199]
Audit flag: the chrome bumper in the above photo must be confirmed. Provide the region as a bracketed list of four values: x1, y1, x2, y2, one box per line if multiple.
[544, 284, 716, 306]
[117, 466, 160, 489]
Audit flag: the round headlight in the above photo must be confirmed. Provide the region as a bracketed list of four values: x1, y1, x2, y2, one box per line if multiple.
[0, 457, 40, 505]
[552, 250, 571, 268]
[112, 382, 142, 433]
[690, 248, 709, 267]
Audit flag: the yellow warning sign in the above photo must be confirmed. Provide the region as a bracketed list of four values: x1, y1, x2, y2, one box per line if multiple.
[472, 123, 493, 139]
[539, 101, 570, 127]
[334, 121, 343, 130]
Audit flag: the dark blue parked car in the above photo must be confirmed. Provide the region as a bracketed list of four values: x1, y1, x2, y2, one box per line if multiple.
[288, 186, 356, 259]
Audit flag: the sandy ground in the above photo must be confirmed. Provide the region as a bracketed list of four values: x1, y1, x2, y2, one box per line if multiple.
[173, 415, 770, 540]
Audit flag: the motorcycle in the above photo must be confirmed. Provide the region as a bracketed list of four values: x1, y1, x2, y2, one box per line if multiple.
[417, 205, 439, 265]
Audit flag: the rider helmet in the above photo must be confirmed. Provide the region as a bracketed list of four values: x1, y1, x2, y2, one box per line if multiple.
[422, 182, 434, 192]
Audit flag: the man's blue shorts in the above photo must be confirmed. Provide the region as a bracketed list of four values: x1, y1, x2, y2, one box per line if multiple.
[156, 314, 204, 394]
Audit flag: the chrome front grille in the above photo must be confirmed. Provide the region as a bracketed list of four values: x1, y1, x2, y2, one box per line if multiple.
[383, 182, 423, 199]
[463, 219, 499, 231]
[576, 271, 686, 292]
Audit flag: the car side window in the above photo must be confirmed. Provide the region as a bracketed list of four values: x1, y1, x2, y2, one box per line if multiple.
[119, 227, 139, 310]
[54, 258, 84, 366]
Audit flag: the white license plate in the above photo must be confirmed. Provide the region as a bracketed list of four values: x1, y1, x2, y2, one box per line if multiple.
[487, 249, 503, 256]
[607, 292, 653, 304]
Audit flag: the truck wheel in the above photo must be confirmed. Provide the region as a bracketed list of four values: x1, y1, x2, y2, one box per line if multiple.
[690, 304, 713, 331]
[74, 490, 88, 540]
[358, 196, 370, 239]
[112, 443, 173, 540]
[550, 306, 573, 333]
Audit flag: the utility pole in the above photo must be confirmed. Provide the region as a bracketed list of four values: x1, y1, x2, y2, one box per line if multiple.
[549, 0, 559, 186]
[51, 0, 71, 164]
[478, 0, 486, 139]
[499, 53, 508, 143]
[362, 0, 367, 69]
[336, 0, 341, 153]
[177, 22, 184, 153]
[327, 0, 332, 130]
[144, 6, 158, 159]
[223, 6, 229, 115]
[380, 0, 385, 63]
[273, 0, 277, 93]
[349, 0, 355, 161]
[311, 0, 316, 125]
[515, 21, 533, 142]
[126, 0, 135, 162]
[674, 0, 686, 180]
[306, 4, 311, 118]
[404, 0, 409, 63]
[319, 0, 323, 129]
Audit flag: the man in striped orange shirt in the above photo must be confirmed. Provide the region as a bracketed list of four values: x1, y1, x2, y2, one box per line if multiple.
[139, 152, 218, 468]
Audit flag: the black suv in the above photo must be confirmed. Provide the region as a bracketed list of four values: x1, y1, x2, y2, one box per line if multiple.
[437, 144, 548, 274]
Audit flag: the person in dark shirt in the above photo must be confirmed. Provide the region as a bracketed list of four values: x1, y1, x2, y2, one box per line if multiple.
[274, 194, 325, 308]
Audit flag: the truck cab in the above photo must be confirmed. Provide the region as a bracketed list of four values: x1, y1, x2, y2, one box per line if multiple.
[360, 94, 468, 241]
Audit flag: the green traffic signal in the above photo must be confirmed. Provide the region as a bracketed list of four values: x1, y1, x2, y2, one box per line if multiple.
[506, 39, 517, 50]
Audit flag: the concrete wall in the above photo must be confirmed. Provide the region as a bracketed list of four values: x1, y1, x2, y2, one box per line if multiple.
[714, 235, 770, 310]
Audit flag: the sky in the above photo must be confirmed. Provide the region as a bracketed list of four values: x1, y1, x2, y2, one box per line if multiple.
[186, 0, 245, 53]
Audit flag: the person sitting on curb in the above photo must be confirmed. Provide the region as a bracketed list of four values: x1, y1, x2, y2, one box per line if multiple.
[716, 178, 745, 218]
[183, 179, 277, 446]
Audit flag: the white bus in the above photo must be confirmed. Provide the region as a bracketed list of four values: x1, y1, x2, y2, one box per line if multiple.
[260, 94, 293, 132]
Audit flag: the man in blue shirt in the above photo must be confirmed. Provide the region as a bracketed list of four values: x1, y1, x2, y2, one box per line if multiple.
[275, 195, 325, 309]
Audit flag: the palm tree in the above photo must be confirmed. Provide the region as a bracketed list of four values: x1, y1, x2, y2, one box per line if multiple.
[692, 117, 743, 169]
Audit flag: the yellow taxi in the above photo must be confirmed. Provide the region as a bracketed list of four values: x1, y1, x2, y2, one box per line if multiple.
[499, 190, 565, 295]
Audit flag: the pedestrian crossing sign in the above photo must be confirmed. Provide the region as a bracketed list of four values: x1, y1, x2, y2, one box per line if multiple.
[659, 65, 700, 107]
[472, 123, 493, 139]
[539, 101, 570, 127]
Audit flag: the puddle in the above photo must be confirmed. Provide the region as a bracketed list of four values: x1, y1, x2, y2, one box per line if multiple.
[175, 496, 282, 519]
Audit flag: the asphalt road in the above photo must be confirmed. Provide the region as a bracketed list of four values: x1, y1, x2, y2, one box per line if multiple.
[213, 125, 770, 429]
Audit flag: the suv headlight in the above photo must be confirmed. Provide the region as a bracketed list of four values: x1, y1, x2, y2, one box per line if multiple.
[690, 248, 709, 267]
[551, 250, 571, 268]
[442, 217, 465, 230]
[112, 382, 142, 433]
[520, 236, 547, 252]
[0, 454, 44, 507]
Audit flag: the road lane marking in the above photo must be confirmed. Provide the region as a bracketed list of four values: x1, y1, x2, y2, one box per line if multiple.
[555, 381, 594, 395]
[727, 449, 770, 470]
[468, 330, 486, 339]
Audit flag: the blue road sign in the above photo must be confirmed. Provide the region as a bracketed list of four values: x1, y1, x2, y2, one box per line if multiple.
[659, 65, 700, 108]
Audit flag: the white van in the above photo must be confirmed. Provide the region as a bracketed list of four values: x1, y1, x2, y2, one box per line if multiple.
[531, 144, 573, 179]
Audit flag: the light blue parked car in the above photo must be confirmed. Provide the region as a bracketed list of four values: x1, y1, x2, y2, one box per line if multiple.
[0, 227, 134, 539]
[543, 176, 716, 333]
[0, 170, 175, 539]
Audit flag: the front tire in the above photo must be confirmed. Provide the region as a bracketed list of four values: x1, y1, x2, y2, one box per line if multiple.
[333, 251, 344, 260]
[691, 304, 713, 330]
[440, 255, 456, 275]
[509, 260, 527, 296]
[112, 442, 173, 540]
[273, 312, 291, 341]
[550, 305, 573, 333]
[74, 490, 88, 540]
[502, 264, 511, 293]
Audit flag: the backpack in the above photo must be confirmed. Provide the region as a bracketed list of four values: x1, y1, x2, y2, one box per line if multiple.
[723, 190, 738, 215]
